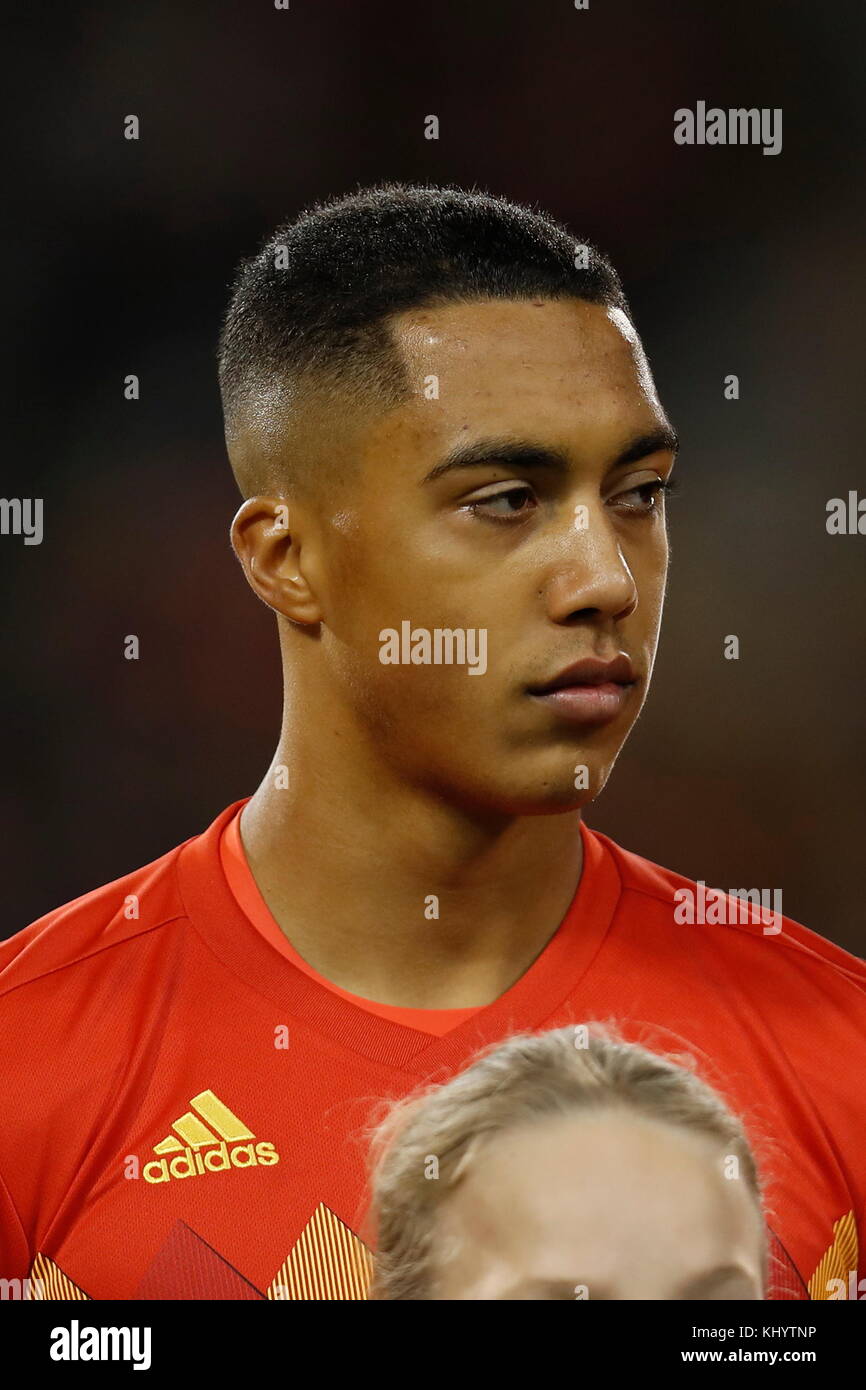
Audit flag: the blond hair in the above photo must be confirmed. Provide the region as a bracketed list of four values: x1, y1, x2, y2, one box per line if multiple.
[367, 1024, 765, 1300]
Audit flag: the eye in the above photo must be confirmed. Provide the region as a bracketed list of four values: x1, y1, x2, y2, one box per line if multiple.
[609, 477, 675, 514]
[463, 484, 538, 523]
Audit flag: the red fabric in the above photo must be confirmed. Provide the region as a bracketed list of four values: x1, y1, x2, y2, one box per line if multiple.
[0, 797, 863, 1300]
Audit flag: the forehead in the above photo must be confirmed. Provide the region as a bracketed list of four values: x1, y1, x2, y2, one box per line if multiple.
[386, 297, 665, 448]
[437, 1112, 759, 1274]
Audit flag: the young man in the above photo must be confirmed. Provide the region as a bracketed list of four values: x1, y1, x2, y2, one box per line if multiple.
[1, 184, 863, 1301]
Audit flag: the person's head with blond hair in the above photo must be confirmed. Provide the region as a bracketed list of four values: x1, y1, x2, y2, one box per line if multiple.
[367, 1025, 768, 1300]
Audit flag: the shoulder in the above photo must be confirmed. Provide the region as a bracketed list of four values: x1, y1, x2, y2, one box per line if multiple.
[0, 801, 241, 1007]
[589, 826, 866, 996]
[0, 842, 188, 1005]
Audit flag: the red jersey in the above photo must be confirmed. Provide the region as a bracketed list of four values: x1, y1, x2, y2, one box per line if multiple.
[0, 798, 863, 1300]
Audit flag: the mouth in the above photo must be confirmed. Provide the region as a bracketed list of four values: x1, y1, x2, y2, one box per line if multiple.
[526, 655, 639, 725]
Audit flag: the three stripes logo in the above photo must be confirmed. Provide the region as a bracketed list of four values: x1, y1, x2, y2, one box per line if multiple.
[143, 1090, 279, 1185]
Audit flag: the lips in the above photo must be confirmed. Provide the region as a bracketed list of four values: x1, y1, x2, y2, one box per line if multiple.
[527, 654, 639, 727]
[528, 654, 638, 696]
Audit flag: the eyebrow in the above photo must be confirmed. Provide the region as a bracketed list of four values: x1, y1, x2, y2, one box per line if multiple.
[421, 425, 679, 485]
[678, 1264, 756, 1298]
[505, 1261, 755, 1301]
[504, 1279, 592, 1300]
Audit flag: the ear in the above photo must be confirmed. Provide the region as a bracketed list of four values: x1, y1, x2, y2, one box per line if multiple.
[230, 496, 323, 624]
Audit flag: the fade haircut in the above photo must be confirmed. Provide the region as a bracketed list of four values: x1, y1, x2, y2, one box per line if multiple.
[217, 182, 631, 498]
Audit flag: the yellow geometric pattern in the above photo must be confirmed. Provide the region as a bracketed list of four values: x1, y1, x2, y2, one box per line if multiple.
[26, 1252, 89, 1300]
[28, 1204, 373, 1301]
[29, 1191, 850, 1302]
[267, 1203, 373, 1300]
[807, 1210, 858, 1299]
[152, 1089, 255, 1153]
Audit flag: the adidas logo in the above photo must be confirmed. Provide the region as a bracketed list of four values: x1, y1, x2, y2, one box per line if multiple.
[143, 1090, 279, 1185]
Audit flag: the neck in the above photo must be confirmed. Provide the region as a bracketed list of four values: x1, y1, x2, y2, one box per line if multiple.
[240, 711, 584, 1010]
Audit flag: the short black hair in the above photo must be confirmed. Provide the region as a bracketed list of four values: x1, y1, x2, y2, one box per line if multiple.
[218, 182, 631, 496]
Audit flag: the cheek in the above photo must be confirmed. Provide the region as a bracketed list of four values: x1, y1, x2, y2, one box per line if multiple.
[634, 534, 669, 623]
[329, 637, 488, 741]
[329, 548, 495, 668]
[373, 660, 492, 725]
[323, 535, 411, 651]
[329, 508, 454, 598]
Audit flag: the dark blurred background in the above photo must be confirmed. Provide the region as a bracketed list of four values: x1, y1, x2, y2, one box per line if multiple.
[3, 0, 864, 951]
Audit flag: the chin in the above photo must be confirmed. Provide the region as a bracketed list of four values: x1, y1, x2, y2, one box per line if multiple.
[450, 765, 610, 819]
[522, 783, 604, 816]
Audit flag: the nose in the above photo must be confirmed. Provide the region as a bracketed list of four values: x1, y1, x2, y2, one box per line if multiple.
[540, 504, 638, 624]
